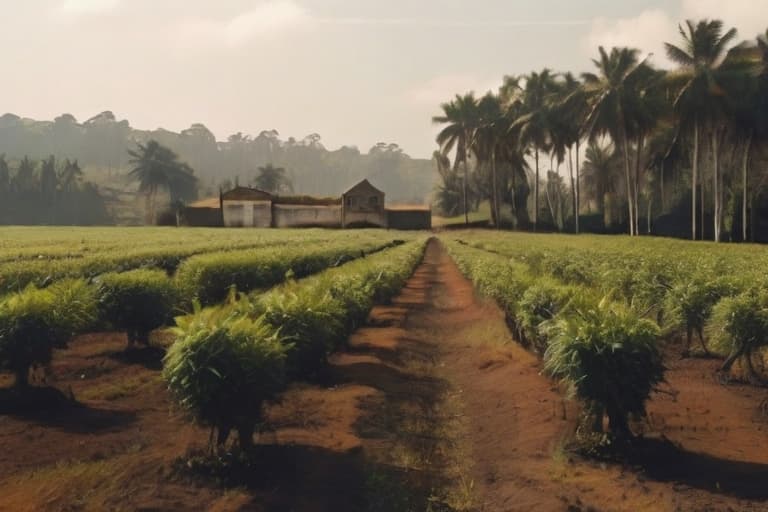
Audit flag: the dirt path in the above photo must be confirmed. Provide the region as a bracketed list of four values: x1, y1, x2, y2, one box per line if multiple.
[1, 239, 768, 511]
[352, 238, 768, 511]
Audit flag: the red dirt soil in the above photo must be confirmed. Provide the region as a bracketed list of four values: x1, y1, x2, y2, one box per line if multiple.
[0, 239, 766, 511]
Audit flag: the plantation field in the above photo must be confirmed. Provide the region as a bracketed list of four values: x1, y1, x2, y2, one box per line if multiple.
[1, 228, 768, 511]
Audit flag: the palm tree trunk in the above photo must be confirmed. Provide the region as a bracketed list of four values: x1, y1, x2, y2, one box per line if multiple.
[568, 146, 576, 232]
[491, 149, 500, 229]
[634, 134, 644, 236]
[660, 161, 665, 214]
[620, 122, 635, 236]
[534, 148, 539, 232]
[692, 119, 699, 240]
[743, 133, 752, 242]
[712, 129, 720, 242]
[575, 139, 581, 234]
[463, 138, 469, 226]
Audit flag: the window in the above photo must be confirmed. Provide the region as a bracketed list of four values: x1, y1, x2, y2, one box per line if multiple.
[346, 197, 353, 207]
[369, 196, 378, 206]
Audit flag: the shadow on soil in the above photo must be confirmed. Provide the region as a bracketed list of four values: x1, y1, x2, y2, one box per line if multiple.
[630, 437, 768, 500]
[0, 385, 136, 433]
[107, 346, 166, 371]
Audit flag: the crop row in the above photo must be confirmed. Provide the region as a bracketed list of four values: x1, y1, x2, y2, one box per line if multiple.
[164, 238, 428, 448]
[0, 229, 406, 295]
[0, 236, 408, 389]
[444, 234, 768, 437]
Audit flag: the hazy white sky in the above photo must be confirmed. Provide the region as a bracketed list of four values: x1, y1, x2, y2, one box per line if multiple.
[1, 0, 766, 157]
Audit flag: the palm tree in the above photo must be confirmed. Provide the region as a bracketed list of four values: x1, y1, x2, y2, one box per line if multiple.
[433, 93, 481, 225]
[128, 140, 197, 224]
[582, 47, 654, 236]
[254, 164, 292, 194]
[433, 150, 462, 216]
[59, 159, 83, 193]
[551, 73, 588, 233]
[474, 93, 507, 227]
[665, 19, 745, 241]
[512, 69, 559, 231]
[582, 141, 622, 225]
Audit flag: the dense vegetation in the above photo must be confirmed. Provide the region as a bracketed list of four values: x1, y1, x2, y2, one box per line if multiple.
[0, 228, 417, 390]
[444, 231, 768, 438]
[433, 19, 768, 242]
[0, 112, 433, 221]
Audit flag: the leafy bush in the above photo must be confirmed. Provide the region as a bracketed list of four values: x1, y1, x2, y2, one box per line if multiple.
[0, 279, 97, 386]
[517, 280, 573, 353]
[175, 242, 388, 306]
[707, 290, 768, 381]
[257, 287, 345, 378]
[164, 306, 288, 450]
[664, 277, 740, 355]
[544, 302, 663, 439]
[97, 269, 178, 346]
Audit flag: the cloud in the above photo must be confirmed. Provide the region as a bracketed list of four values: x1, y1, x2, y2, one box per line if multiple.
[57, 0, 120, 15]
[680, 0, 766, 41]
[583, 9, 677, 67]
[406, 74, 499, 106]
[318, 18, 590, 28]
[172, 0, 310, 49]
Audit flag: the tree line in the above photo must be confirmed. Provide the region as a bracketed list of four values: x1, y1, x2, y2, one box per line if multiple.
[433, 19, 768, 242]
[0, 154, 110, 225]
[0, 112, 433, 205]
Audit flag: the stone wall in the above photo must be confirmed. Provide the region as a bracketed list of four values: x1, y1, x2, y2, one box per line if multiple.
[272, 204, 341, 228]
[222, 200, 272, 227]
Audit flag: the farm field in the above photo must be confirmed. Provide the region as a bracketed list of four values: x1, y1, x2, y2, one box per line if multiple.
[0, 229, 767, 511]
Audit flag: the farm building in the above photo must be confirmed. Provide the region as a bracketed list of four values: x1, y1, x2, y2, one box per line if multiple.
[183, 179, 430, 230]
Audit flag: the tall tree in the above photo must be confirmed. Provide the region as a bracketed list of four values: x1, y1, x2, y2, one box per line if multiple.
[665, 19, 743, 241]
[254, 163, 293, 194]
[583, 47, 654, 236]
[512, 69, 559, 231]
[127, 140, 197, 224]
[433, 93, 481, 225]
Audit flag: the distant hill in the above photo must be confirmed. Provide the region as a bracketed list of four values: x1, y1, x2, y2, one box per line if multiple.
[0, 112, 435, 203]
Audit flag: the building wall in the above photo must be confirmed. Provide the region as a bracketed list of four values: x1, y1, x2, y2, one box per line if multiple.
[222, 200, 272, 227]
[386, 209, 431, 230]
[342, 210, 387, 228]
[183, 207, 222, 227]
[273, 204, 341, 228]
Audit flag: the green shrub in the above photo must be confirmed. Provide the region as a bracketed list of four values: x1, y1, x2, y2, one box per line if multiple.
[164, 306, 288, 450]
[0, 279, 97, 386]
[97, 269, 178, 346]
[707, 290, 768, 381]
[257, 286, 345, 379]
[664, 277, 740, 355]
[544, 302, 663, 439]
[518, 280, 572, 353]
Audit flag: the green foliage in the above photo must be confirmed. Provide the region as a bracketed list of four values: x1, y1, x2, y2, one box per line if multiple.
[0, 279, 97, 386]
[164, 305, 288, 450]
[174, 240, 390, 306]
[664, 276, 739, 351]
[707, 291, 768, 378]
[544, 302, 663, 438]
[518, 280, 573, 353]
[97, 269, 178, 346]
[258, 287, 345, 378]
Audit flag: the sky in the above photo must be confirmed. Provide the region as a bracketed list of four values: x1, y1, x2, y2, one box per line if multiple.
[1, 0, 766, 158]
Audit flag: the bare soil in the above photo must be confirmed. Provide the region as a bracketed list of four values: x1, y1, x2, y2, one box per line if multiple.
[0, 239, 767, 511]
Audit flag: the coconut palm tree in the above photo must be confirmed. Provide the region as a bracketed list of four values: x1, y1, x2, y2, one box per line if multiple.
[254, 164, 293, 194]
[59, 159, 83, 193]
[128, 140, 198, 224]
[665, 19, 746, 241]
[474, 93, 507, 227]
[512, 69, 559, 231]
[433, 93, 481, 225]
[582, 141, 622, 224]
[582, 47, 655, 236]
